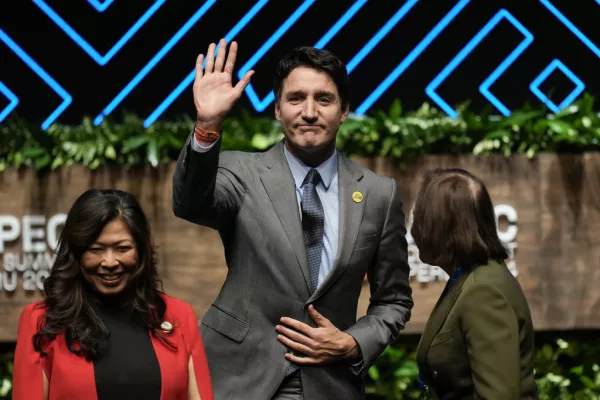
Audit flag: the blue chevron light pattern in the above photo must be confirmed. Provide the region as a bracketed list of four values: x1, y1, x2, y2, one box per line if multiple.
[143, 0, 271, 127]
[478, 11, 533, 117]
[239, 0, 419, 113]
[356, 0, 470, 115]
[530, 59, 585, 113]
[94, 0, 217, 125]
[33, 0, 166, 65]
[540, 0, 600, 59]
[0, 29, 71, 129]
[87, 0, 115, 13]
[1, 1, 598, 125]
[146, 0, 371, 125]
[426, 10, 533, 118]
[0, 81, 19, 123]
[237, 0, 317, 113]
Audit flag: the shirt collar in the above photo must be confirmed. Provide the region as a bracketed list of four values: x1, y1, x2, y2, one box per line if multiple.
[283, 144, 338, 190]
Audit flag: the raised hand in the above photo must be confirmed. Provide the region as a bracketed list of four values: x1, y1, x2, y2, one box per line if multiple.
[193, 39, 254, 132]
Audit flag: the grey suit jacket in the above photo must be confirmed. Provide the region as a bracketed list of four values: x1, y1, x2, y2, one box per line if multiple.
[172, 134, 413, 400]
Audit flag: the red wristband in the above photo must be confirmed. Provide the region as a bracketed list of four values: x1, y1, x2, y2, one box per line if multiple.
[194, 124, 220, 144]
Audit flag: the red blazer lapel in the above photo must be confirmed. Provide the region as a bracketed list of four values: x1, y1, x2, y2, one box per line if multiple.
[151, 313, 190, 400]
[49, 334, 98, 400]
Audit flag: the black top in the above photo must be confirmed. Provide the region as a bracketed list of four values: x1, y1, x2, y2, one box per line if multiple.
[90, 296, 162, 400]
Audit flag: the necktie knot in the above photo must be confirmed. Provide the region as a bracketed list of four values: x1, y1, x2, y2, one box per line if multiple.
[303, 168, 321, 186]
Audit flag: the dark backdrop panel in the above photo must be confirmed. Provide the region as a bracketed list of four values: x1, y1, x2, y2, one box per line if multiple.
[1, 0, 598, 128]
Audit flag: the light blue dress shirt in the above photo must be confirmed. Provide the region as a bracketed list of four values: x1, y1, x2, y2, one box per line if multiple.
[283, 145, 339, 289]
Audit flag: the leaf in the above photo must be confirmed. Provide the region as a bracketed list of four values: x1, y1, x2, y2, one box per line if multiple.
[51, 156, 64, 169]
[34, 154, 51, 169]
[122, 135, 149, 152]
[21, 146, 47, 158]
[368, 365, 380, 381]
[499, 110, 543, 128]
[547, 120, 573, 136]
[251, 134, 273, 150]
[147, 139, 158, 167]
[394, 362, 419, 378]
[104, 145, 117, 160]
[389, 99, 402, 120]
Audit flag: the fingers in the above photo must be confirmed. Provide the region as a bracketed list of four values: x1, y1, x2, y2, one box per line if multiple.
[194, 53, 204, 80]
[214, 38, 227, 72]
[284, 353, 322, 366]
[275, 325, 317, 349]
[308, 305, 332, 328]
[280, 317, 313, 338]
[223, 41, 238, 75]
[205, 42, 216, 73]
[277, 334, 315, 358]
[234, 70, 254, 95]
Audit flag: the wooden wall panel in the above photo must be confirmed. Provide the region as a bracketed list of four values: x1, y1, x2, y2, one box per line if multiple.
[0, 153, 597, 340]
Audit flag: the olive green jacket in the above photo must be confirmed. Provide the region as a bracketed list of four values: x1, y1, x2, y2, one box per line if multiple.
[416, 261, 538, 400]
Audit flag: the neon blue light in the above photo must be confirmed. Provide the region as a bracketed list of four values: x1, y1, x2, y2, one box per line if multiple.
[240, 0, 414, 113]
[143, 0, 270, 127]
[530, 59, 584, 113]
[345, 0, 418, 74]
[237, 0, 317, 112]
[94, 0, 217, 125]
[33, 0, 165, 65]
[313, 0, 368, 49]
[0, 81, 19, 123]
[356, 0, 469, 115]
[479, 12, 533, 116]
[540, 0, 600, 59]
[146, 0, 370, 123]
[0, 29, 71, 129]
[87, 0, 115, 13]
[426, 10, 533, 118]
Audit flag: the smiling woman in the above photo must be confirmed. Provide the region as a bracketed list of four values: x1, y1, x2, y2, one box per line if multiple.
[12, 189, 213, 400]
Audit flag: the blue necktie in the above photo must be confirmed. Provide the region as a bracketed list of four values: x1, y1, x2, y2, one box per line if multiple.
[301, 168, 325, 292]
[287, 168, 324, 374]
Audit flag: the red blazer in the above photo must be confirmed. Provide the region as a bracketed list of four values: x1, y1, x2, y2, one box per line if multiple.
[13, 295, 214, 400]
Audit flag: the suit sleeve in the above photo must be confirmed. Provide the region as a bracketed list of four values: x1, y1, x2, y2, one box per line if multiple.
[13, 304, 46, 400]
[182, 303, 214, 400]
[461, 284, 521, 400]
[344, 178, 413, 376]
[172, 132, 246, 230]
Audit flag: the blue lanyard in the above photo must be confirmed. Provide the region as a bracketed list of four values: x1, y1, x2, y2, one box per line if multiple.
[418, 267, 463, 390]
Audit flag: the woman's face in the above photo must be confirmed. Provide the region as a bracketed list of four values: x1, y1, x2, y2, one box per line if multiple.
[81, 218, 138, 296]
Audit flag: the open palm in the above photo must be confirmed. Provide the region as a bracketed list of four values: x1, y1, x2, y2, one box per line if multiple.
[193, 39, 254, 129]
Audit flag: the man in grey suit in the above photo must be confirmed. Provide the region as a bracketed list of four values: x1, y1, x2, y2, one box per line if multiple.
[173, 39, 413, 399]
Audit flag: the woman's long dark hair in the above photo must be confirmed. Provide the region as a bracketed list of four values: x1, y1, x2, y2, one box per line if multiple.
[33, 189, 171, 361]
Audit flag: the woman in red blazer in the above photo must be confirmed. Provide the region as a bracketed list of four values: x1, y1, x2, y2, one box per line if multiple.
[13, 189, 213, 400]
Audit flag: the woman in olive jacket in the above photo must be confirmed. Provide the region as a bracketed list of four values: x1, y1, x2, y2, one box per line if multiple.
[411, 168, 538, 400]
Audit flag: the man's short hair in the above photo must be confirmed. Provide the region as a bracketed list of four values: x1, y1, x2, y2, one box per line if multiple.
[273, 46, 351, 108]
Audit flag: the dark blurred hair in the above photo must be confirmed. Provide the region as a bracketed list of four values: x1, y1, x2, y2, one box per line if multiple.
[273, 46, 351, 108]
[411, 168, 509, 269]
[33, 189, 171, 361]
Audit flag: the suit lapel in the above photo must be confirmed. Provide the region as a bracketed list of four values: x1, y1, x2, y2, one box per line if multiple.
[260, 142, 312, 294]
[309, 154, 365, 303]
[416, 270, 470, 369]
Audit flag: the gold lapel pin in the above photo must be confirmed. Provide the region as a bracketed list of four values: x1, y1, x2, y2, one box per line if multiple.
[160, 321, 173, 333]
[352, 191, 363, 203]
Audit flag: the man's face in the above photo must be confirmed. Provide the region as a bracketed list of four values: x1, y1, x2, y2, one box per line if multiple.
[275, 66, 349, 158]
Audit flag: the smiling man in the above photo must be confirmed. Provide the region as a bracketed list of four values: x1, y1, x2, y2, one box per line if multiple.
[172, 40, 413, 400]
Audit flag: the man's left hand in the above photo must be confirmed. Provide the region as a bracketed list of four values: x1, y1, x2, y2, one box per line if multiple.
[276, 305, 360, 365]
